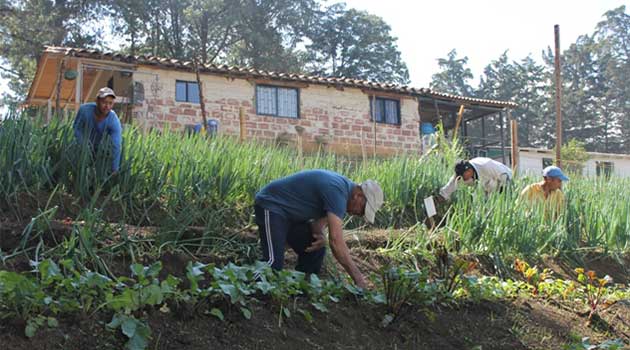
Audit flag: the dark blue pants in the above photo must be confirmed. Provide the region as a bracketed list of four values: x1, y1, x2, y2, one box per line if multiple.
[254, 205, 326, 274]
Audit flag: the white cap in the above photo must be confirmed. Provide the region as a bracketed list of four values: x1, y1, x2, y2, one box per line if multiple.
[97, 87, 116, 99]
[360, 180, 384, 224]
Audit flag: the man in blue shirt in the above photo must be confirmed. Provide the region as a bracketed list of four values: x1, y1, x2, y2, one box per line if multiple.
[73, 87, 123, 173]
[255, 170, 384, 289]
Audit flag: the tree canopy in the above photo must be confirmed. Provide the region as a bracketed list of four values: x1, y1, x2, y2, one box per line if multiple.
[431, 6, 630, 153]
[0, 0, 409, 102]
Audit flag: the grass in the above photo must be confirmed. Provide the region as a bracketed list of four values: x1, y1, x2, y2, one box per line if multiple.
[1, 114, 630, 263]
[2, 112, 630, 349]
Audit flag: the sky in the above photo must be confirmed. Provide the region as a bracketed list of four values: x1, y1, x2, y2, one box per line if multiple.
[1, 0, 628, 108]
[337, 0, 628, 87]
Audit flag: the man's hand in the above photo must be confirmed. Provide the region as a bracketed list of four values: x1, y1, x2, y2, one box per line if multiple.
[434, 193, 447, 205]
[327, 213, 367, 289]
[354, 275, 368, 289]
[305, 232, 326, 252]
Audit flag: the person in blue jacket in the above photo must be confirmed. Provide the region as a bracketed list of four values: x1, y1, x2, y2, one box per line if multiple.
[72, 87, 122, 173]
[255, 170, 384, 289]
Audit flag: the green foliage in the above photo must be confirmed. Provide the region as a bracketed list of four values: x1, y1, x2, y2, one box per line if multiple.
[555, 139, 590, 175]
[430, 49, 474, 96]
[305, 3, 410, 84]
[107, 313, 151, 350]
[378, 266, 429, 326]
[2, 0, 410, 104]
[433, 245, 477, 295]
[0, 0, 106, 102]
[2, 257, 630, 346]
[4, 117, 630, 260]
[434, 5, 630, 152]
[574, 268, 614, 324]
[514, 258, 552, 295]
[563, 336, 625, 350]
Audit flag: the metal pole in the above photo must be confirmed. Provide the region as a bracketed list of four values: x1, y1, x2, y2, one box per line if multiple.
[554, 24, 563, 167]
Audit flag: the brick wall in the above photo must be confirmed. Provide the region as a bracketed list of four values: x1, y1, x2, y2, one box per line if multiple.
[132, 67, 421, 157]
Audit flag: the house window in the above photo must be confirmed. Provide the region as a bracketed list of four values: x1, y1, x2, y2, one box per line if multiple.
[596, 161, 613, 178]
[256, 85, 299, 118]
[371, 97, 401, 125]
[542, 158, 553, 168]
[175, 80, 200, 103]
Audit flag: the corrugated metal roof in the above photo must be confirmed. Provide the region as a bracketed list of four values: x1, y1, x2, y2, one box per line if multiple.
[43, 46, 518, 108]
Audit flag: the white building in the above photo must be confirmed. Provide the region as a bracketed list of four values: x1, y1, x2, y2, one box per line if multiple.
[518, 147, 630, 178]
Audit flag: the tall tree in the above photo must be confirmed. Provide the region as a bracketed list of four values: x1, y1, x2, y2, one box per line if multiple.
[306, 4, 410, 84]
[430, 49, 473, 96]
[223, 0, 317, 72]
[111, 0, 191, 59]
[557, 35, 609, 151]
[477, 52, 552, 148]
[512, 55, 552, 148]
[0, 0, 105, 103]
[594, 6, 630, 152]
[183, 0, 241, 64]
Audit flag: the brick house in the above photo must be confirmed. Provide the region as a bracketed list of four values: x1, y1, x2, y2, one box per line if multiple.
[26, 46, 517, 157]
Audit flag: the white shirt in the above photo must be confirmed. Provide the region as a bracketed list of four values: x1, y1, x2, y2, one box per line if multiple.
[439, 157, 513, 200]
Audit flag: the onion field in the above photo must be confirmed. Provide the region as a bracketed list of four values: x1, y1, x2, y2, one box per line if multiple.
[1, 115, 630, 350]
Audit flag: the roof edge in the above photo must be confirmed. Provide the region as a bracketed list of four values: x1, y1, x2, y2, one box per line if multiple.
[41, 46, 518, 108]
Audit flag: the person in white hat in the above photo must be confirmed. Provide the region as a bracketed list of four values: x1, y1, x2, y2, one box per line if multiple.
[254, 169, 384, 288]
[519, 165, 569, 216]
[72, 87, 122, 173]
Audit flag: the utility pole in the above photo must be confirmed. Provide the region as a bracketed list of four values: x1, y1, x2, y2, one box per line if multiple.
[554, 24, 563, 167]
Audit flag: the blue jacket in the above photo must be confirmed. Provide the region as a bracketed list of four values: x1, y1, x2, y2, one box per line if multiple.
[255, 169, 355, 222]
[73, 103, 122, 172]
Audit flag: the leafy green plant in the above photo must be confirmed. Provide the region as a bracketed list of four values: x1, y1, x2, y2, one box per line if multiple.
[379, 266, 423, 326]
[25, 315, 59, 338]
[555, 139, 590, 175]
[514, 258, 552, 295]
[434, 245, 476, 295]
[107, 313, 151, 350]
[574, 268, 613, 325]
[563, 335, 624, 350]
[538, 278, 577, 301]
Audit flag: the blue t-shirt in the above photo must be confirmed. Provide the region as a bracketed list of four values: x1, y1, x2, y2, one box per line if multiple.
[255, 169, 356, 222]
[73, 103, 123, 172]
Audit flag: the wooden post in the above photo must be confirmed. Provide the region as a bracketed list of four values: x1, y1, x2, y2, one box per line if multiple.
[55, 59, 65, 116]
[432, 99, 442, 125]
[86, 69, 104, 102]
[481, 115, 486, 154]
[75, 60, 83, 110]
[193, 58, 208, 134]
[510, 117, 519, 173]
[554, 24, 563, 167]
[239, 107, 246, 142]
[360, 131, 367, 163]
[417, 97, 424, 155]
[46, 99, 52, 122]
[371, 94, 377, 158]
[294, 125, 304, 159]
[453, 104, 465, 141]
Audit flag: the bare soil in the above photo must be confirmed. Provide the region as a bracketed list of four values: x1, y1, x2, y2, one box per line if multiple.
[2, 297, 629, 350]
[2, 212, 630, 349]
